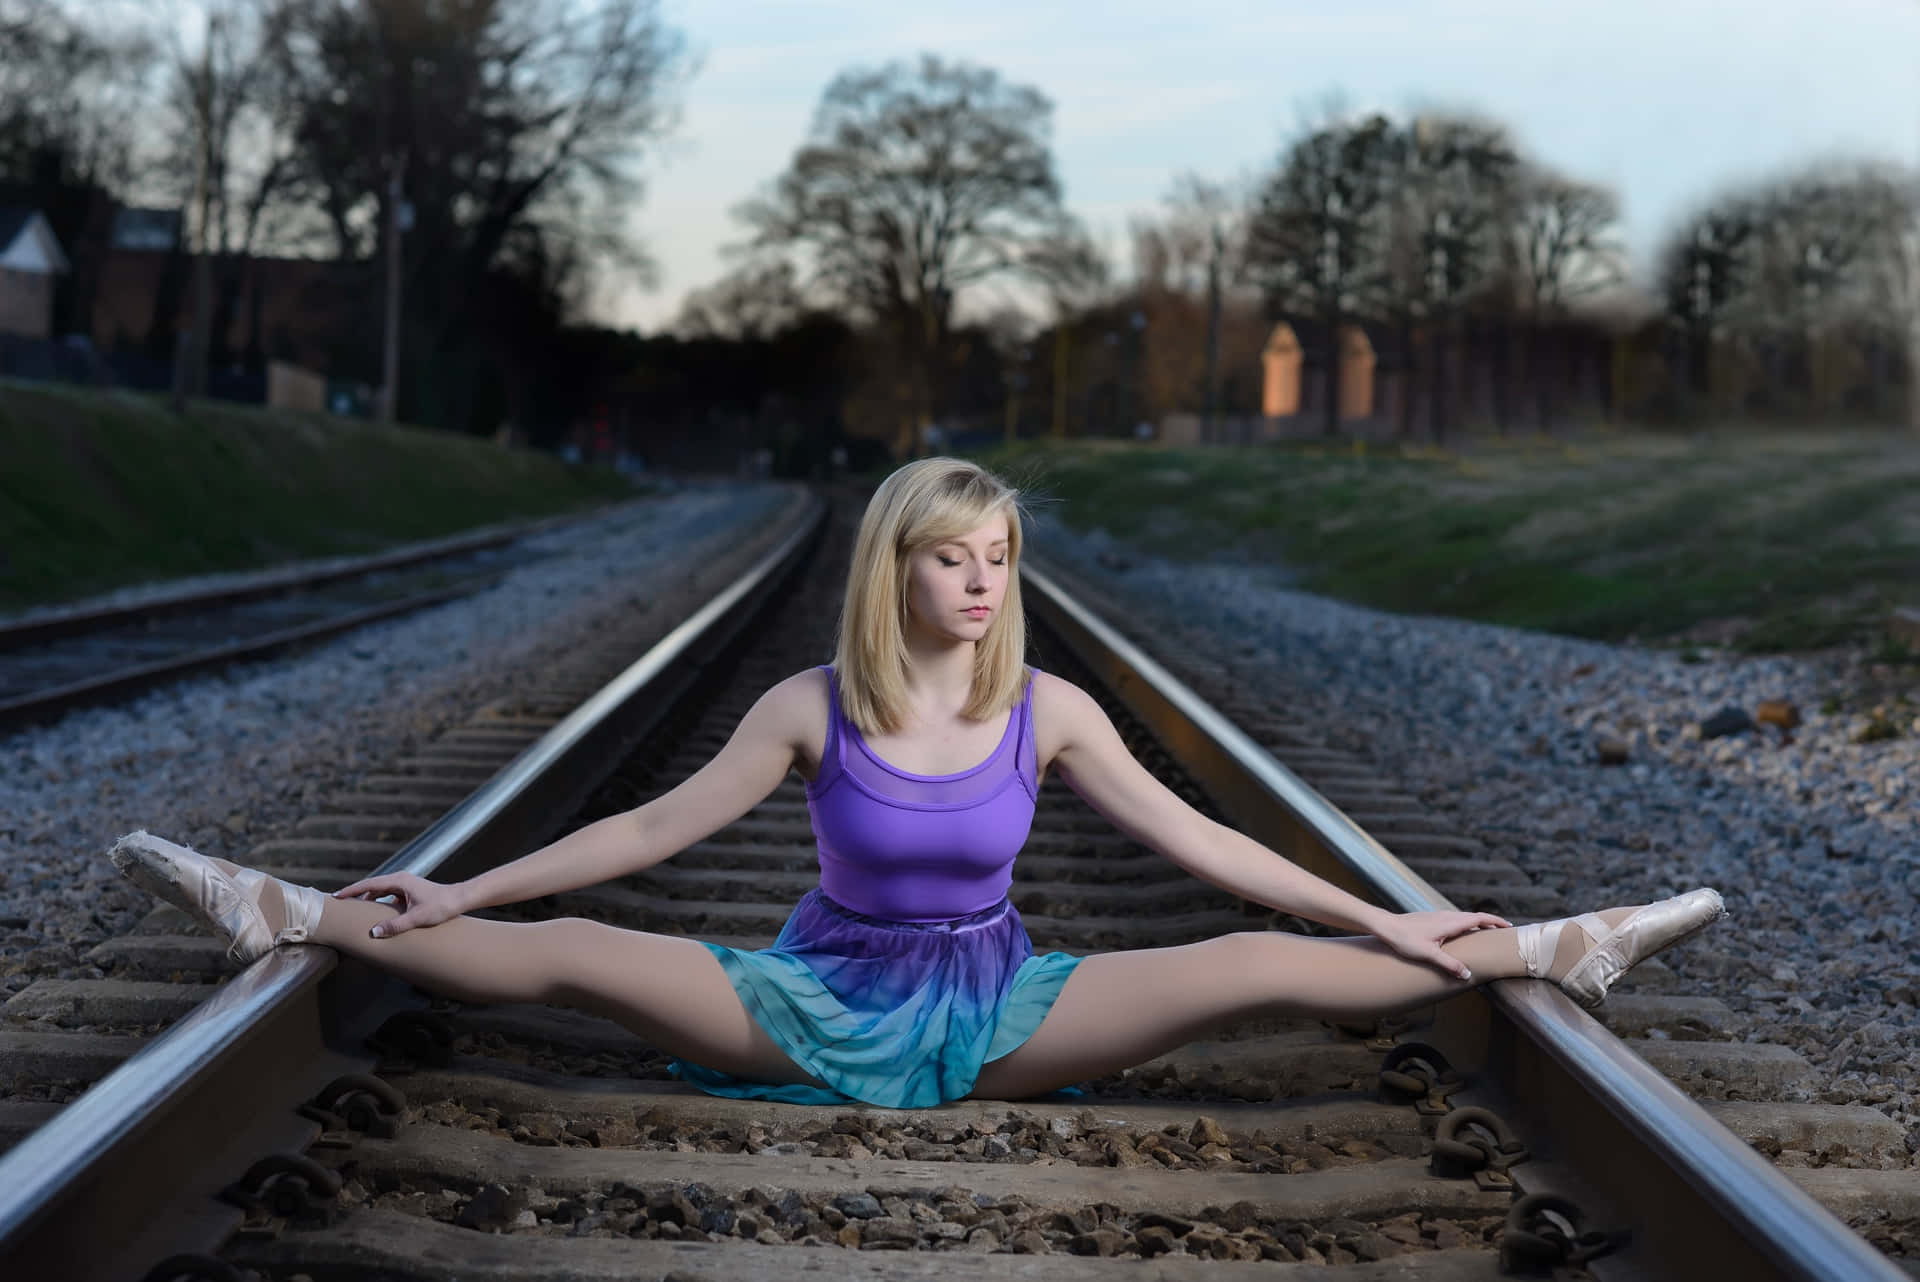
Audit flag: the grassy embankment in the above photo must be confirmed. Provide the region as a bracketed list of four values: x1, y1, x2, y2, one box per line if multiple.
[974, 427, 1920, 659]
[0, 381, 635, 613]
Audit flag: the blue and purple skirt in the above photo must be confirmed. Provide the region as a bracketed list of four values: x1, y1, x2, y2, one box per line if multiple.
[670, 889, 1081, 1108]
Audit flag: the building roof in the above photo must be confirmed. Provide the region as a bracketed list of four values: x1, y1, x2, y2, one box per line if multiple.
[110, 207, 183, 252]
[0, 206, 69, 274]
[0, 207, 32, 250]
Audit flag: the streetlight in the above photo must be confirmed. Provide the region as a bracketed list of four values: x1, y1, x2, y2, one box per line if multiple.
[378, 150, 410, 423]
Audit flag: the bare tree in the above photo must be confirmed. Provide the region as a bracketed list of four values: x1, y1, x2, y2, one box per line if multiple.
[1130, 174, 1265, 432]
[674, 260, 809, 341]
[1507, 165, 1624, 430]
[1164, 174, 1243, 434]
[158, 4, 301, 262]
[979, 305, 1035, 444]
[1135, 175, 1245, 294]
[1515, 167, 1625, 313]
[1246, 110, 1398, 436]
[257, 0, 687, 429]
[1657, 196, 1758, 410]
[1375, 113, 1519, 439]
[1659, 163, 1911, 418]
[1863, 174, 1920, 430]
[1763, 166, 1915, 418]
[167, 8, 218, 410]
[1735, 170, 1894, 335]
[161, 3, 306, 406]
[0, 0, 152, 192]
[734, 54, 1073, 457]
[1021, 224, 1109, 440]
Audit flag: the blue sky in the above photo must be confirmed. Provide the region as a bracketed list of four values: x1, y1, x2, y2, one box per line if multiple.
[604, 0, 1920, 330]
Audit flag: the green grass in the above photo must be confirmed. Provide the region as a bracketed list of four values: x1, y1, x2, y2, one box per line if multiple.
[975, 429, 1920, 654]
[0, 382, 636, 612]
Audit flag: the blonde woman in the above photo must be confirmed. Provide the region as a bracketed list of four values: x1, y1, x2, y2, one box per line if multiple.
[113, 457, 1726, 1107]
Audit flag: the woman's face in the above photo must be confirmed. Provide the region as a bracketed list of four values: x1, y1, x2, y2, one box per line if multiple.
[903, 513, 1011, 645]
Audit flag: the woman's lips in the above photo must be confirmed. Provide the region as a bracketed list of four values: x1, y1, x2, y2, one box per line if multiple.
[964, 607, 990, 616]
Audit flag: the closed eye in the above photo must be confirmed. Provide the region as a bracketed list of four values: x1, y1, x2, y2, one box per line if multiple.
[939, 557, 1008, 567]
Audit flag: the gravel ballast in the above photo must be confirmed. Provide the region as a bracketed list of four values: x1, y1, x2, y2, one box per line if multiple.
[1026, 514, 1919, 1142]
[0, 481, 794, 990]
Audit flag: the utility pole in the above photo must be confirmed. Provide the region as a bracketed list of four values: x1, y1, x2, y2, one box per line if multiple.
[1911, 109, 1920, 433]
[170, 11, 217, 414]
[379, 149, 408, 423]
[1003, 348, 1024, 445]
[1050, 321, 1069, 439]
[1201, 222, 1223, 440]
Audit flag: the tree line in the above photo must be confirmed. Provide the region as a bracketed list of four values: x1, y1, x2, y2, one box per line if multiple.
[4, 9, 1915, 463]
[684, 65, 1919, 460]
[3, 0, 686, 436]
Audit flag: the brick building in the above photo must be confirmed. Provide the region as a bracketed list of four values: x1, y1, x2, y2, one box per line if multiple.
[90, 248, 358, 375]
[0, 207, 69, 340]
[87, 207, 363, 381]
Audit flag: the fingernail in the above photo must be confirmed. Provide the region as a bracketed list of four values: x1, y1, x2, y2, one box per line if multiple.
[369, 926, 383, 939]
[1461, 968, 1473, 981]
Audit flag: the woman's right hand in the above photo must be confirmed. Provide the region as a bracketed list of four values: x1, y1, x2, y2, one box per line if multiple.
[331, 872, 467, 938]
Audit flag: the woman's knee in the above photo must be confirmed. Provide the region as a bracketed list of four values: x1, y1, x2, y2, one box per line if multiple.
[536, 919, 708, 1009]
[509, 917, 615, 1002]
[1218, 929, 1292, 969]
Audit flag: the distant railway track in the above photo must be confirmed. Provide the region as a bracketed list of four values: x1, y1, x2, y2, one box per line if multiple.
[0, 483, 1906, 1281]
[0, 511, 602, 730]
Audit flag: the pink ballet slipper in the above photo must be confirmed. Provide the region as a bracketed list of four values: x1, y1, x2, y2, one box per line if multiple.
[109, 830, 325, 966]
[1514, 888, 1728, 1010]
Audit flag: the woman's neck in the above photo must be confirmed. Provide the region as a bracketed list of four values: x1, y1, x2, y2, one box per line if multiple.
[900, 636, 977, 712]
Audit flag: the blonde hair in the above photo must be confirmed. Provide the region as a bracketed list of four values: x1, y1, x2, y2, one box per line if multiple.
[833, 457, 1030, 735]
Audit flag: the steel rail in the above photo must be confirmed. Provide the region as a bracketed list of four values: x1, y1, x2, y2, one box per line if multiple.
[0, 505, 593, 652]
[0, 492, 827, 1279]
[0, 571, 504, 729]
[1021, 555, 1902, 1282]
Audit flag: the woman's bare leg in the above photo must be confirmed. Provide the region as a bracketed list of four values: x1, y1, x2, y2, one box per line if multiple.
[110, 836, 802, 1090]
[968, 911, 1639, 1101]
[311, 896, 825, 1088]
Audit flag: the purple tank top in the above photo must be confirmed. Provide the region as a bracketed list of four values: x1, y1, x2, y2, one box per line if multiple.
[805, 664, 1040, 923]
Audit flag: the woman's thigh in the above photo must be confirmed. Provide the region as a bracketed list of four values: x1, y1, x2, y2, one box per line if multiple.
[320, 897, 820, 1088]
[967, 931, 1443, 1101]
[505, 919, 829, 1089]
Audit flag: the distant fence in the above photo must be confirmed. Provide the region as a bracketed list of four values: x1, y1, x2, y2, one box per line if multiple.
[1159, 412, 1416, 445]
[0, 334, 103, 384]
[0, 335, 268, 404]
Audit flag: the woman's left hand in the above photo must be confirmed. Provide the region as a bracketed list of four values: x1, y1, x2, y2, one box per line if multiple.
[1370, 910, 1512, 981]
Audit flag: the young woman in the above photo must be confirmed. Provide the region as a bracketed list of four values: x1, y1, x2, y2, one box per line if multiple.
[112, 457, 1726, 1109]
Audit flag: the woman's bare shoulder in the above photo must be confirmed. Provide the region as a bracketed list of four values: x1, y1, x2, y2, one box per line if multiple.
[1029, 669, 1091, 768]
[760, 666, 832, 723]
[769, 665, 831, 696]
[1030, 668, 1083, 705]
[763, 667, 833, 779]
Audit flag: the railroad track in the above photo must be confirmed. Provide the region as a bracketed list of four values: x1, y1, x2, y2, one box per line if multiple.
[0, 506, 615, 730]
[0, 483, 1909, 1281]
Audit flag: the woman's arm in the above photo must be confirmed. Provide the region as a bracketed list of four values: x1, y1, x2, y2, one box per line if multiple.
[1040, 675, 1393, 934]
[337, 671, 818, 931]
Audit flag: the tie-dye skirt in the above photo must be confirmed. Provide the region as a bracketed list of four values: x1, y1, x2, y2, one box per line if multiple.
[671, 888, 1081, 1108]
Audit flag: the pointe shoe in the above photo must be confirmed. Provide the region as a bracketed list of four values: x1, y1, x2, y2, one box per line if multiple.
[1514, 888, 1728, 1010]
[109, 830, 326, 965]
